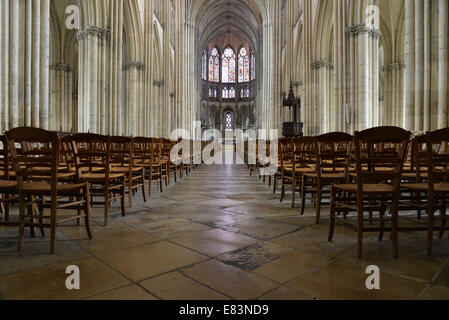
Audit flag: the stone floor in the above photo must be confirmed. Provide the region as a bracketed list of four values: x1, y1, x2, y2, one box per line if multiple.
[0, 164, 448, 300]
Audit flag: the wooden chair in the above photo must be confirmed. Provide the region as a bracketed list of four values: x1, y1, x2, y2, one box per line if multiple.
[328, 126, 411, 258]
[110, 136, 147, 207]
[279, 137, 315, 208]
[289, 137, 317, 208]
[70, 133, 126, 226]
[301, 132, 353, 224]
[401, 128, 449, 255]
[6, 127, 93, 254]
[0, 135, 18, 225]
[150, 138, 168, 193]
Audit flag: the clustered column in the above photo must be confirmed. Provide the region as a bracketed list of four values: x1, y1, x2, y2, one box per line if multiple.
[405, 0, 449, 132]
[77, 27, 111, 134]
[382, 63, 405, 127]
[123, 62, 145, 137]
[0, 0, 50, 132]
[312, 61, 334, 133]
[345, 24, 380, 132]
[49, 64, 72, 131]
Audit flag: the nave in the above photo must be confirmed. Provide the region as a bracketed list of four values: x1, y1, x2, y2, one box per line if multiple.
[1, 164, 448, 300]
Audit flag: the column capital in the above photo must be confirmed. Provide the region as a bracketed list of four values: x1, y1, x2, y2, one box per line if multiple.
[50, 63, 72, 73]
[311, 60, 334, 70]
[345, 24, 380, 39]
[77, 26, 111, 41]
[383, 62, 406, 72]
[123, 61, 146, 71]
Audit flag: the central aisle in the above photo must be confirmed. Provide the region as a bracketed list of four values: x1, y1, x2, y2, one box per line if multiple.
[0, 165, 446, 300]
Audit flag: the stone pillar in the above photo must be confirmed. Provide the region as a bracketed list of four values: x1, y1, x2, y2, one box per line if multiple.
[405, 0, 448, 132]
[77, 27, 111, 133]
[345, 24, 379, 132]
[123, 62, 145, 137]
[405, 0, 416, 131]
[50, 64, 72, 131]
[438, 0, 448, 128]
[383, 63, 406, 127]
[39, 0, 50, 129]
[333, 0, 347, 132]
[9, 0, 19, 129]
[0, 0, 50, 131]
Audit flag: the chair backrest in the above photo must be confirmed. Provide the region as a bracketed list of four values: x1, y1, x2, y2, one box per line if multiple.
[279, 138, 294, 169]
[6, 127, 60, 189]
[134, 137, 153, 166]
[0, 135, 10, 180]
[110, 136, 134, 168]
[151, 138, 163, 164]
[317, 132, 354, 179]
[69, 133, 110, 179]
[294, 136, 318, 170]
[354, 126, 411, 190]
[425, 128, 449, 189]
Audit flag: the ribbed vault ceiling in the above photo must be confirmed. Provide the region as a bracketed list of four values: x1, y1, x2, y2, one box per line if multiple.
[196, 0, 262, 51]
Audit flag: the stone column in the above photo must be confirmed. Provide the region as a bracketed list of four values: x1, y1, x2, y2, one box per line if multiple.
[438, 0, 448, 128]
[0, 0, 50, 131]
[346, 24, 379, 132]
[405, 0, 416, 131]
[333, 0, 347, 132]
[50, 64, 72, 131]
[9, 0, 19, 129]
[39, 0, 50, 129]
[123, 62, 145, 137]
[110, 0, 124, 135]
[77, 27, 111, 133]
[383, 63, 406, 127]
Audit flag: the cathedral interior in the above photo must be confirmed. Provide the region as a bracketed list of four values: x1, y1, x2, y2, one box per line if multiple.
[0, 0, 448, 301]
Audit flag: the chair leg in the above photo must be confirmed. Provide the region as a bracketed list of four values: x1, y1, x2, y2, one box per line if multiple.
[357, 202, 364, 259]
[392, 194, 399, 258]
[121, 182, 126, 217]
[141, 173, 147, 203]
[17, 193, 26, 252]
[38, 197, 45, 237]
[148, 167, 153, 197]
[378, 199, 386, 241]
[84, 186, 93, 239]
[280, 176, 285, 202]
[104, 187, 110, 227]
[50, 197, 57, 255]
[328, 188, 336, 242]
[300, 183, 307, 216]
[128, 174, 133, 208]
[273, 176, 277, 194]
[28, 199, 36, 238]
[291, 176, 296, 208]
[439, 199, 446, 239]
[315, 187, 322, 224]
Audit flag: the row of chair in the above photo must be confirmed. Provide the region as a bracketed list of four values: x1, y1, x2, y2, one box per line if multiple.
[0, 128, 200, 254]
[247, 126, 449, 258]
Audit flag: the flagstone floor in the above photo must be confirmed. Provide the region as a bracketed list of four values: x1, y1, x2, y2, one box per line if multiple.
[0, 165, 448, 300]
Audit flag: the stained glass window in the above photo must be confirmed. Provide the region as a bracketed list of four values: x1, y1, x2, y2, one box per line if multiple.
[229, 87, 235, 99]
[222, 87, 229, 99]
[251, 53, 256, 81]
[222, 47, 235, 83]
[226, 113, 233, 129]
[238, 47, 250, 83]
[202, 50, 208, 80]
[240, 88, 250, 98]
[209, 48, 219, 83]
